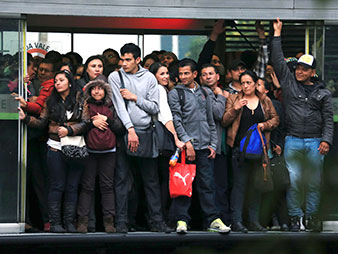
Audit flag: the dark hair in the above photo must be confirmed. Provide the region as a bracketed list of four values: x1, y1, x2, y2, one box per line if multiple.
[162, 51, 178, 64]
[239, 70, 258, 83]
[82, 55, 105, 82]
[39, 58, 57, 72]
[168, 63, 179, 83]
[45, 50, 62, 63]
[240, 50, 258, 70]
[178, 58, 197, 73]
[103, 48, 119, 57]
[27, 53, 34, 65]
[65, 52, 83, 65]
[200, 63, 219, 75]
[47, 70, 77, 123]
[60, 63, 75, 75]
[120, 43, 141, 59]
[142, 54, 160, 67]
[149, 62, 167, 76]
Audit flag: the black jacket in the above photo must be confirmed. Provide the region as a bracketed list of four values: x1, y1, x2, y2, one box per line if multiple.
[271, 36, 334, 145]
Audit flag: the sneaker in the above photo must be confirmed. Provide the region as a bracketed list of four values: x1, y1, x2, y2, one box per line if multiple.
[208, 218, 231, 234]
[305, 216, 322, 232]
[300, 216, 305, 231]
[290, 216, 300, 232]
[176, 220, 187, 234]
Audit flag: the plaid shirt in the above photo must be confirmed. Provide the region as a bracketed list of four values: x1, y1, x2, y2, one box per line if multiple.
[254, 39, 269, 78]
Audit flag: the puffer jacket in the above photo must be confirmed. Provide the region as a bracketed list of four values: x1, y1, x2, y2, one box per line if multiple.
[24, 91, 86, 141]
[271, 36, 334, 145]
[222, 91, 279, 148]
[168, 83, 217, 151]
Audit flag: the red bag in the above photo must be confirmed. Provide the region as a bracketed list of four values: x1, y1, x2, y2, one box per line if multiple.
[169, 150, 196, 198]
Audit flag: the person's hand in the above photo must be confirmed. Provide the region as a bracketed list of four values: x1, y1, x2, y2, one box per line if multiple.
[273, 18, 283, 37]
[92, 113, 108, 122]
[234, 99, 247, 110]
[185, 141, 196, 161]
[174, 137, 185, 151]
[223, 90, 230, 99]
[208, 146, 216, 159]
[92, 118, 108, 131]
[14, 96, 27, 108]
[270, 71, 281, 88]
[24, 74, 30, 83]
[318, 141, 330, 155]
[255, 21, 265, 39]
[257, 123, 265, 131]
[273, 145, 282, 156]
[57, 126, 68, 138]
[210, 19, 225, 41]
[120, 89, 137, 102]
[28, 96, 38, 102]
[213, 87, 223, 96]
[128, 127, 139, 152]
[18, 107, 25, 120]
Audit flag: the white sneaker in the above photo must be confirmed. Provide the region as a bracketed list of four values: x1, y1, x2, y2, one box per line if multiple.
[208, 218, 231, 234]
[176, 220, 187, 234]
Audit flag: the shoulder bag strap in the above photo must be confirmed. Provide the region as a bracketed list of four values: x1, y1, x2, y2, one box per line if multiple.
[258, 127, 268, 181]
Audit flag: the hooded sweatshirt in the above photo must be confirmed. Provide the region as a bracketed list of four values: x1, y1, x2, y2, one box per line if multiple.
[108, 66, 159, 129]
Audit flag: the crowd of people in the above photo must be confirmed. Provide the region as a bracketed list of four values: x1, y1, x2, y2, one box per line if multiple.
[4, 18, 333, 234]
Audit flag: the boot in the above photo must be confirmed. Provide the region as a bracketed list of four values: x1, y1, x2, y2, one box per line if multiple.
[77, 216, 89, 233]
[63, 202, 78, 233]
[103, 216, 116, 233]
[48, 202, 66, 233]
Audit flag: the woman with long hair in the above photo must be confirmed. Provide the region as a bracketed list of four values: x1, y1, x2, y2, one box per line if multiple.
[222, 70, 279, 233]
[149, 62, 185, 223]
[19, 70, 86, 233]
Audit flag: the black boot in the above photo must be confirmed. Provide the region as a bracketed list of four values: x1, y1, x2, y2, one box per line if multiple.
[48, 202, 66, 233]
[306, 215, 322, 232]
[63, 202, 78, 233]
[248, 221, 267, 232]
[231, 222, 248, 233]
[290, 216, 301, 232]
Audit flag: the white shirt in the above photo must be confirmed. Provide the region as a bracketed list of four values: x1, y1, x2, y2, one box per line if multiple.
[157, 85, 173, 125]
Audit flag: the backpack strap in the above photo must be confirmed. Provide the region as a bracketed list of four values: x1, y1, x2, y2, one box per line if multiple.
[118, 70, 128, 110]
[200, 86, 208, 99]
[176, 88, 185, 110]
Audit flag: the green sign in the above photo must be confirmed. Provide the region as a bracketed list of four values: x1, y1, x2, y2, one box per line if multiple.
[0, 94, 19, 120]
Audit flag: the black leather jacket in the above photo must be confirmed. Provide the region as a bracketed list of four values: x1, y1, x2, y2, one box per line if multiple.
[271, 36, 334, 145]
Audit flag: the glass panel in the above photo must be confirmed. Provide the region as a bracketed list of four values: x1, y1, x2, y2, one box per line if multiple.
[74, 34, 138, 62]
[324, 25, 338, 122]
[0, 18, 20, 222]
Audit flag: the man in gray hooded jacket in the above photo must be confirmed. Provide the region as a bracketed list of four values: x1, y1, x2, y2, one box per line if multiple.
[108, 43, 165, 233]
[168, 58, 230, 234]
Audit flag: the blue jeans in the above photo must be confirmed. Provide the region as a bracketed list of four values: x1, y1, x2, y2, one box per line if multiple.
[284, 136, 324, 218]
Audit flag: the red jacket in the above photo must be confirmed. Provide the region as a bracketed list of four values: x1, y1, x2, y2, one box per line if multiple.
[25, 79, 54, 115]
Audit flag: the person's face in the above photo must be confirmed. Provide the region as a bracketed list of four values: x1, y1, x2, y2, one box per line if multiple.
[27, 61, 35, 80]
[155, 66, 169, 86]
[162, 55, 174, 67]
[200, 67, 219, 88]
[240, 74, 256, 96]
[87, 59, 103, 80]
[91, 86, 105, 101]
[178, 66, 197, 88]
[143, 58, 155, 70]
[211, 55, 221, 67]
[54, 73, 70, 94]
[121, 53, 140, 74]
[38, 63, 54, 82]
[230, 65, 246, 82]
[75, 65, 84, 80]
[103, 51, 119, 65]
[295, 65, 315, 84]
[256, 79, 268, 94]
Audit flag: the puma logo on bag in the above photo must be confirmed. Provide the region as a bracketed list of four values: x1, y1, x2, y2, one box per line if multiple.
[174, 172, 190, 186]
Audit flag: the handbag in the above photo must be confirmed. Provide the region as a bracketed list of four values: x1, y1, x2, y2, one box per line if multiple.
[61, 135, 89, 159]
[124, 124, 159, 158]
[154, 121, 175, 154]
[270, 155, 290, 190]
[252, 128, 273, 192]
[169, 150, 196, 198]
[240, 123, 266, 160]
